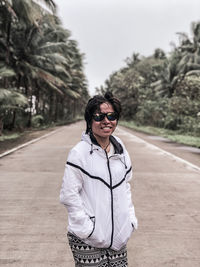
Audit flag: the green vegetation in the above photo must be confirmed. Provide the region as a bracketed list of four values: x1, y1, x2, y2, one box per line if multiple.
[167, 135, 200, 148]
[0, 116, 82, 146]
[1, 1, 200, 151]
[0, 0, 89, 135]
[96, 23, 200, 143]
[0, 132, 21, 142]
[119, 120, 200, 148]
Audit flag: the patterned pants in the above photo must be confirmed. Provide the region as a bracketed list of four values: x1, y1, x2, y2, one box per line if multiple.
[67, 232, 128, 267]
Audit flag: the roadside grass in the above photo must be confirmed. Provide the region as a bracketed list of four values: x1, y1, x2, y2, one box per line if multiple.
[0, 117, 82, 143]
[1, 119, 199, 149]
[119, 120, 200, 148]
[0, 133, 22, 142]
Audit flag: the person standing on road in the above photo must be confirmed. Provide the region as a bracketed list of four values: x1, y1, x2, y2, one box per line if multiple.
[60, 92, 138, 267]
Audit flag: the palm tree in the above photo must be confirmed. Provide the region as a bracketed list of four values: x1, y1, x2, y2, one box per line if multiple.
[104, 66, 144, 119]
[0, 0, 89, 132]
[175, 22, 200, 76]
[125, 52, 141, 68]
[0, 88, 28, 134]
[0, 0, 56, 127]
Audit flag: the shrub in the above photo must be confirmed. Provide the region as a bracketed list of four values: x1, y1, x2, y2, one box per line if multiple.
[31, 115, 44, 128]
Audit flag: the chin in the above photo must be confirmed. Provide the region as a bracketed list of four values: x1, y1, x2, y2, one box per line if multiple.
[101, 131, 113, 137]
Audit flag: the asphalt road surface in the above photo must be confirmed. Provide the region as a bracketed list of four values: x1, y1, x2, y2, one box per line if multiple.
[0, 121, 200, 267]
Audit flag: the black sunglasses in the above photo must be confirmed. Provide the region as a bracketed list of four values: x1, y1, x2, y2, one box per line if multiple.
[93, 112, 118, 122]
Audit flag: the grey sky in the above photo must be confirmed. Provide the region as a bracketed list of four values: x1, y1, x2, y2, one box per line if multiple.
[55, 0, 200, 95]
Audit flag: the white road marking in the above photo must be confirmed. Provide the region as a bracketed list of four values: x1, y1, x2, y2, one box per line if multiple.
[116, 127, 200, 173]
[0, 127, 64, 159]
[1, 125, 200, 173]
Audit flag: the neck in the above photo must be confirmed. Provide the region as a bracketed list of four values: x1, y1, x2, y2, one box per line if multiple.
[93, 134, 110, 150]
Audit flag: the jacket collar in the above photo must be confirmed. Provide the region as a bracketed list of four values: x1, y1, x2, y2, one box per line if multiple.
[88, 131, 123, 155]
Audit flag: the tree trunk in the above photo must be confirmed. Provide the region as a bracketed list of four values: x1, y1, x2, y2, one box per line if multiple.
[6, 18, 11, 65]
[11, 110, 16, 130]
[73, 100, 76, 118]
[27, 94, 32, 127]
[0, 117, 4, 136]
[54, 94, 58, 122]
[49, 92, 54, 122]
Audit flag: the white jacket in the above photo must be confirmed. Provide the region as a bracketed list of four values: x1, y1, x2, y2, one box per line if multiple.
[60, 132, 138, 251]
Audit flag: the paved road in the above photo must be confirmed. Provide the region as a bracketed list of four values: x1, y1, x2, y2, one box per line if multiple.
[0, 121, 200, 267]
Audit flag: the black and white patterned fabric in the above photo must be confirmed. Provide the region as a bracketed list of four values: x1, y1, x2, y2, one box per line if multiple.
[67, 232, 128, 267]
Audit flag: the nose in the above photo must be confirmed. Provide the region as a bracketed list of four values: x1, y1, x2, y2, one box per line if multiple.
[102, 115, 110, 123]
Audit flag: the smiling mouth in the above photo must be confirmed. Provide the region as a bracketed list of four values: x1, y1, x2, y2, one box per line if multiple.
[101, 126, 112, 130]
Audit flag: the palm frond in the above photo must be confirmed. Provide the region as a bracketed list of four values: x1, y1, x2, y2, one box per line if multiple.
[34, 0, 57, 13]
[54, 65, 71, 80]
[0, 88, 28, 108]
[186, 70, 200, 77]
[0, 66, 16, 78]
[64, 88, 80, 99]
[150, 80, 162, 88]
[186, 62, 200, 70]
[11, 91, 28, 106]
[37, 42, 69, 53]
[42, 79, 64, 95]
[44, 53, 70, 66]
[37, 68, 66, 89]
[43, 29, 71, 43]
[0, 88, 12, 99]
[12, 0, 43, 27]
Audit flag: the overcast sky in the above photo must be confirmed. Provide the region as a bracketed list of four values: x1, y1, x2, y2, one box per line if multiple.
[55, 0, 200, 95]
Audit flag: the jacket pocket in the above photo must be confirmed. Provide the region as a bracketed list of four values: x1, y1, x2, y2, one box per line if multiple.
[115, 217, 133, 248]
[86, 218, 107, 247]
[87, 216, 96, 238]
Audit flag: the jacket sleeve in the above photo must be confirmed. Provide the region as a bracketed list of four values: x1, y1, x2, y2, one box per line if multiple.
[124, 148, 138, 230]
[126, 174, 138, 229]
[60, 148, 94, 239]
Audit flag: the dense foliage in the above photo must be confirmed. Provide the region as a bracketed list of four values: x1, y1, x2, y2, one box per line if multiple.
[0, 0, 89, 134]
[97, 23, 200, 137]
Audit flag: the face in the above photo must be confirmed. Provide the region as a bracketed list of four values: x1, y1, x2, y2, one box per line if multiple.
[91, 102, 117, 140]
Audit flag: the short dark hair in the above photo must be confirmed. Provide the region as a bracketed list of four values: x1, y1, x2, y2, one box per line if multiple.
[84, 92, 122, 133]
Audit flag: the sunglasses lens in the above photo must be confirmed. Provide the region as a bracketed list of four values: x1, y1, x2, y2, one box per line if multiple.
[93, 112, 117, 121]
[107, 112, 117, 121]
[93, 114, 104, 121]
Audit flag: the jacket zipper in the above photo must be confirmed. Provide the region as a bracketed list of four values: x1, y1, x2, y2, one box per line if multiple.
[105, 150, 114, 248]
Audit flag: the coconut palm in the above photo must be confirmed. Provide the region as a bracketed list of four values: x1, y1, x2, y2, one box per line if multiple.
[0, 0, 58, 126]
[0, 88, 28, 134]
[0, 0, 89, 131]
[175, 22, 200, 76]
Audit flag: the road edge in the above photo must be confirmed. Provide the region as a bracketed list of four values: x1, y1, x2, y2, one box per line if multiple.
[0, 127, 64, 159]
[118, 126, 200, 173]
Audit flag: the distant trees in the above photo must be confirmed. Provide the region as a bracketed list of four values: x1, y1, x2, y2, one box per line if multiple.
[0, 0, 89, 134]
[99, 21, 200, 136]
